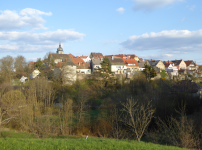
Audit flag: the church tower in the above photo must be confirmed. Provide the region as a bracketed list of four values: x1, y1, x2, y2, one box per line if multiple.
[56, 43, 64, 54]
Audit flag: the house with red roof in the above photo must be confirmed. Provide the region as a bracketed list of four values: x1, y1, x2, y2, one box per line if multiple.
[28, 61, 36, 69]
[165, 63, 178, 76]
[171, 60, 186, 70]
[71, 57, 91, 74]
[122, 59, 139, 74]
[90, 52, 104, 60]
[184, 60, 197, 71]
[80, 56, 91, 63]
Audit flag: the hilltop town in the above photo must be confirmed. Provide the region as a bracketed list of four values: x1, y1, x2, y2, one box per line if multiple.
[27, 43, 202, 84]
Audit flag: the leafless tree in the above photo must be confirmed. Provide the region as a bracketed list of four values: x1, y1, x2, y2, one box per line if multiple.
[0, 56, 14, 82]
[0, 90, 26, 127]
[122, 97, 155, 142]
[14, 55, 27, 73]
[157, 104, 201, 149]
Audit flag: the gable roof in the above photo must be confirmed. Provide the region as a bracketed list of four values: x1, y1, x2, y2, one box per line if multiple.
[76, 62, 91, 69]
[113, 54, 127, 59]
[184, 60, 194, 66]
[29, 62, 35, 65]
[64, 55, 75, 66]
[92, 58, 102, 65]
[80, 56, 88, 59]
[171, 60, 183, 66]
[49, 53, 70, 60]
[123, 59, 139, 67]
[125, 54, 138, 59]
[163, 61, 174, 65]
[90, 53, 103, 59]
[71, 57, 85, 64]
[148, 60, 161, 66]
[108, 57, 126, 65]
[165, 63, 172, 67]
[69, 54, 75, 58]
[138, 61, 149, 68]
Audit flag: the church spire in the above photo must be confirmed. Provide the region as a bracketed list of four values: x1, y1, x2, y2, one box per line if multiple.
[56, 42, 64, 54]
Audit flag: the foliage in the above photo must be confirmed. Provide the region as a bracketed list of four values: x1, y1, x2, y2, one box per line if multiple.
[100, 57, 115, 88]
[35, 58, 46, 70]
[142, 64, 157, 80]
[100, 57, 111, 75]
[160, 70, 167, 78]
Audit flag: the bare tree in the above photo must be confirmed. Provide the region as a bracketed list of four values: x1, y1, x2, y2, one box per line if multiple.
[0, 56, 14, 82]
[75, 81, 89, 123]
[14, 55, 27, 73]
[157, 104, 200, 149]
[122, 97, 155, 142]
[0, 90, 26, 127]
[59, 99, 73, 135]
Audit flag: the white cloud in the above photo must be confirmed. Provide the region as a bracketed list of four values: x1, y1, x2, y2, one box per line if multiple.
[20, 8, 52, 16]
[121, 29, 202, 53]
[139, 54, 174, 60]
[186, 5, 196, 11]
[116, 7, 125, 14]
[0, 8, 51, 31]
[132, 0, 183, 11]
[0, 29, 85, 52]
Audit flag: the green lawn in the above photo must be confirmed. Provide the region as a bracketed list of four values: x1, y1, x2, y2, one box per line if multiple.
[0, 137, 195, 150]
[0, 130, 195, 150]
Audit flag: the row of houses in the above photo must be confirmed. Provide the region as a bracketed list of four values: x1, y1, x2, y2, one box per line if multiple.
[28, 44, 201, 83]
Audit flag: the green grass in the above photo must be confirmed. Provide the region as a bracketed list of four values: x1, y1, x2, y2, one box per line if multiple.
[0, 137, 195, 150]
[0, 130, 195, 150]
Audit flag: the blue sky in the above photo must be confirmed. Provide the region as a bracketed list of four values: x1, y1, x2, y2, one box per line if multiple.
[1, 0, 202, 64]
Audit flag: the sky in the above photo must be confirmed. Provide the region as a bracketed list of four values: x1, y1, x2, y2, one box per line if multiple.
[0, 0, 202, 64]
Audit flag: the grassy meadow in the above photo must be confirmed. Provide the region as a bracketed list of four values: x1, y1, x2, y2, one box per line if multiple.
[0, 130, 195, 150]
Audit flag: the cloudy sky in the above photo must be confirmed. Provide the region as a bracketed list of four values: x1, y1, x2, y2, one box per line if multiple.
[1, 0, 202, 64]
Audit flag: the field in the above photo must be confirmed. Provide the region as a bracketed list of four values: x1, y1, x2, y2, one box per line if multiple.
[0, 131, 195, 150]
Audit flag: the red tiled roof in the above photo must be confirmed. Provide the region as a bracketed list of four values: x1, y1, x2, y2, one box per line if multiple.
[91, 53, 103, 59]
[71, 57, 85, 64]
[69, 54, 75, 58]
[114, 54, 127, 58]
[184, 61, 193, 66]
[77, 62, 91, 69]
[29, 62, 35, 65]
[164, 64, 170, 67]
[123, 59, 139, 67]
[165, 61, 173, 64]
[80, 56, 88, 59]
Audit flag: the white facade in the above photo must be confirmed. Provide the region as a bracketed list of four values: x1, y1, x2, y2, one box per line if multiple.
[139, 68, 145, 71]
[30, 69, 40, 79]
[111, 65, 127, 74]
[62, 65, 77, 85]
[54, 59, 63, 64]
[165, 64, 178, 76]
[76, 69, 91, 74]
[20, 76, 28, 83]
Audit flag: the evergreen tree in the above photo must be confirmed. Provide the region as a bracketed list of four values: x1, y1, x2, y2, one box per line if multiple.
[100, 57, 111, 79]
[100, 57, 114, 87]
[143, 64, 157, 80]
